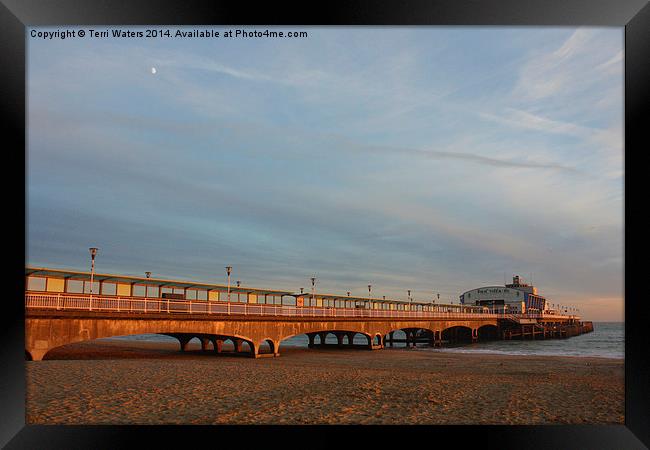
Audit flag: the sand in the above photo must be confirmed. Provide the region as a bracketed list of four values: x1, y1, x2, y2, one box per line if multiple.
[25, 339, 624, 425]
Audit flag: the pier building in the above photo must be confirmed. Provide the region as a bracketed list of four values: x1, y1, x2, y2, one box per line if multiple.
[459, 275, 548, 313]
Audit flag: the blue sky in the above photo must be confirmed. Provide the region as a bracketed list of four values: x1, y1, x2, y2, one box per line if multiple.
[27, 27, 623, 320]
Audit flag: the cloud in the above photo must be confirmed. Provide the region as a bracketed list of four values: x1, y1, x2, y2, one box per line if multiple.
[385, 145, 580, 173]
[512, 28, 622, 103]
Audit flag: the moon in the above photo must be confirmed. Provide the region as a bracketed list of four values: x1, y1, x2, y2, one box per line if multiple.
[151, 67, 157, 74]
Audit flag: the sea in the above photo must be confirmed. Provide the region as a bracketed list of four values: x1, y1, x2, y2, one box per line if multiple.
[107, 322, 623, 360]
[423, 321, 624, 359]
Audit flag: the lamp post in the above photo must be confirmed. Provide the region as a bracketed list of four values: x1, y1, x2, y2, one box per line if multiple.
[236, 280, 241, 302]
[88, 247, 98, 311]
[310, 276, 316, 307]
[368, 284, 372, 297]
[145, 271, 151, 278]
[225, 266, 232, 302]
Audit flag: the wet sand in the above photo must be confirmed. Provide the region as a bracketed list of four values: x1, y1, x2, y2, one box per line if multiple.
[26, 339, 624, 425]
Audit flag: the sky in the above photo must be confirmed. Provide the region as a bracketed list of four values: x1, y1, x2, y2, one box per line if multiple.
[27, 27, 624, 321]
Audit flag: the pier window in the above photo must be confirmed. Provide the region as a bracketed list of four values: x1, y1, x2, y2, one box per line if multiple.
[26, 276, 46, 292]
[82, 281, 99, 294]
[66, 279, 83, 293]
[186, 289, 207, 300]
[101, 282, 117, 296]
[45, 277, 65, 293]
[208, 290, 220, 301]
[161, 287, 173, 296]
[116, 283, 131, 296]
[133, 285, 146, 297]
[147, 286, 159, 298]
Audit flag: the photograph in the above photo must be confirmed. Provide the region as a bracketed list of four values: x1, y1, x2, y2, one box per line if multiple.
[23, 25, 627, 428]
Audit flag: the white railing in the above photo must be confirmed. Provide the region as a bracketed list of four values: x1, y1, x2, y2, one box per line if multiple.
[25, 292, 510, 320]
[25, 292, 578, 321]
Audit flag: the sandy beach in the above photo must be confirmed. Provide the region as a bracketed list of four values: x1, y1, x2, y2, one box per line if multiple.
[26, 339, 624, 425]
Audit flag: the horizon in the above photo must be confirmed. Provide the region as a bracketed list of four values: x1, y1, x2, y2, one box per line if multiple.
[27, 26, 623, 322]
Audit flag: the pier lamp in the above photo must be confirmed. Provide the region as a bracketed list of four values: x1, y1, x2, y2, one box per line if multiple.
[236, 280, 241, 302]
[88, 247, 98, 310]
[145, 271, 151, 279]
[347, 291, 350, 297]
[368, 284, 372, 297]
[408, 289, 411, 302]
[300, 287, 304, 294]
[311, 276, 316, 307]
[225, 266, 232, 302]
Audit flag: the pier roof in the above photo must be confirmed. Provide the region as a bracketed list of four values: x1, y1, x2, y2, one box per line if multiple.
[26, 266, 447, 307]
[25, 266, 294, 296]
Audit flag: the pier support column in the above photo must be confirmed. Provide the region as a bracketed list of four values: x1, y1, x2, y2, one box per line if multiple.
[335, 332, 345, 347]
[388, 331, 394, 347]
[318, 332, 328, 346]
[178, 335, 192, 352]
[212, 339, 223, 353]
[347, 332, 356, 346]
[307, 333, 316, 348]
[472, 328, 478, 343]
[26, 348, 49, 361]
[406, 330, 416, 348]
[234, 339, 244, 353]
[249, 342, 259, 358]
[200, 337, 211, 351]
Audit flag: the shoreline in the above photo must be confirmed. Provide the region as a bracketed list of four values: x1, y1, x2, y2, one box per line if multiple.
[49, 336, 625, 362]
[420, 346, 624, 360]
[27, 339, 624, 425]
[46, 337, 624, 362]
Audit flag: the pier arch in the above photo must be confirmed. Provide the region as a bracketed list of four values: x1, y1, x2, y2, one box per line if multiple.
[441, 325, 473, 344]
[257, 338, 277, 356]
[477, 324, 498, 341]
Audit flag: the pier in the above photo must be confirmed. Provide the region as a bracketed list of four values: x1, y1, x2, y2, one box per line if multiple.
[25, 267, 593, 360]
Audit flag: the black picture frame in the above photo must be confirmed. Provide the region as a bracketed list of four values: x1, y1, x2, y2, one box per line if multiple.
[2, 0, 648, 448]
